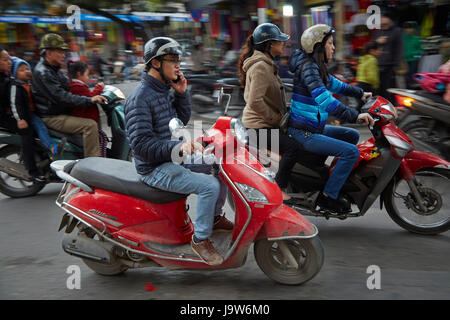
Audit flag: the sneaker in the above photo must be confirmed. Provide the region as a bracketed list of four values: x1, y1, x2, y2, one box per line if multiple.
[316, 192, 351, 213]
[51, 137, 67, 156]
[213, 214, 234, 232]
[56, 137, 67, 155]
[191, 236, 224, 266]
[31, 175, 46, 183]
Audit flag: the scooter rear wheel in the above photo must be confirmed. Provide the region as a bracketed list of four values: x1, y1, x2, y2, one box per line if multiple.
[254, 237, 324, 285]
[0, 145, 45, 198]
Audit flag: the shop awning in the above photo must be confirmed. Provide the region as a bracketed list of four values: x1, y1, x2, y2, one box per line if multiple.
[0, 12, 208, 24]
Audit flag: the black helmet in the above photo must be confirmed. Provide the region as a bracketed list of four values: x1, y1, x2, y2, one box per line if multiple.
[143, 37, 182, 65]
[252, 23, 290, 45]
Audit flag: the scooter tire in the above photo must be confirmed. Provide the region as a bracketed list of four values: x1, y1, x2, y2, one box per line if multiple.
[81, 229, 128, 276]
[254, 237, 324, 285]
[0, 145, 45, 198]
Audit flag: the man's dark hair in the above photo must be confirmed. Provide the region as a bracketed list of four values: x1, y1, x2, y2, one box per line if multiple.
[68, 60, 89, 79]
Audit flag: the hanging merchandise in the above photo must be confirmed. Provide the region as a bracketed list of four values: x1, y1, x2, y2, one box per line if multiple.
[421, 11, 434, 39]
[107, 22, 117, 42]
[210, 10, 220, 38]
[311, 6, 329, 25]
[0, 23, 7, 43]
[302, 14, 313, 30]
[123, 28, 134, 45]
[49, 24, 59, 32]
[7, 24, 17, 43]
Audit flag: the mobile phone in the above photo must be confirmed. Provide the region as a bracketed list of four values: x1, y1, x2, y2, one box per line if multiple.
[173, 75, 181, 83]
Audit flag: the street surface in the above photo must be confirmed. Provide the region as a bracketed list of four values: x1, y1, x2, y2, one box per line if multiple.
[0, 81, 448, 300]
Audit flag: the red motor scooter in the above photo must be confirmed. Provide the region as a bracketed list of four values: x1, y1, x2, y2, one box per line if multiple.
[50, 117, 324, 285]
[265, 96, 450, 235]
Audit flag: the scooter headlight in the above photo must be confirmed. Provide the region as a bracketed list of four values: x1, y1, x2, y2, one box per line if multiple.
[103, 85, 126, 100]
[231, 119, 248, 145]
[236, 183, 268, 203]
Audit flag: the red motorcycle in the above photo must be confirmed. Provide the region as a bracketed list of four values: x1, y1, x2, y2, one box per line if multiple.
[259, 96, 450, 235]
[50, 117, 324, 285]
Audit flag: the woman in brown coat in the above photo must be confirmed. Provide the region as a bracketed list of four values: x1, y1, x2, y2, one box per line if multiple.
[238, 23, 303, 204]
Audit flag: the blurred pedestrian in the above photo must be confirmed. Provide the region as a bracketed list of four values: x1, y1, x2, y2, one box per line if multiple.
[123, 50, 136, 81]
[373, 13, 403, 101]
[90, 48, 109, 78]
[190, 42, 207, 74]
[356, 41, 381, 103]
[277, 56, 293, 79]
[23, 51, 38, 70]
[402, 21, 423, 89]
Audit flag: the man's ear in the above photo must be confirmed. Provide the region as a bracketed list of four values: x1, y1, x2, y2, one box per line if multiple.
[151, 58, 161, 69]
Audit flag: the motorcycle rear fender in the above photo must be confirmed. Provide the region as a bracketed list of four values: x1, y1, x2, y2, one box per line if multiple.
[400, 150, 450, 181]
[255, 204, 318, 241]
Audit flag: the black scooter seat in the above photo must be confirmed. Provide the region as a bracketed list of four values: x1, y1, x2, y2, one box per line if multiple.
[70, 157, 187, 203]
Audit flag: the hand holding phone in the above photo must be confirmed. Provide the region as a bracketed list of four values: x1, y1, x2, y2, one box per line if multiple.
[171, 72, 187, 93]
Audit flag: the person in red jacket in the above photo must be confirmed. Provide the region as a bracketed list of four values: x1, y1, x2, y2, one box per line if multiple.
[68, 61, 108, 156]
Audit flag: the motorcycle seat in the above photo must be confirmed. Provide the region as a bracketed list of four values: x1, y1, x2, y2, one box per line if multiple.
[70, 157, 188, 204]
[47, 129, 83, 147]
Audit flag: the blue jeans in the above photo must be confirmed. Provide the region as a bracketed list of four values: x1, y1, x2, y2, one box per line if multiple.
[31, 113, 57, 153]
[141, 156, 227, 241]
[288, 125, 360, 199]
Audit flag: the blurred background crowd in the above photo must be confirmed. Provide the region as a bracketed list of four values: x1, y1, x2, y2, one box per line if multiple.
[0, 0, 448, 89]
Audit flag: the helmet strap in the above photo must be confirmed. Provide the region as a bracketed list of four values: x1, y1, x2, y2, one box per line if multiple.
[150, 57, 169, 83]
[264, 42, 275, 60]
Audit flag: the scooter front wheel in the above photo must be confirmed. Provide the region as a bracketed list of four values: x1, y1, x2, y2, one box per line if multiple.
[254, 237, 324, 285]
[384, 168, 450, 235]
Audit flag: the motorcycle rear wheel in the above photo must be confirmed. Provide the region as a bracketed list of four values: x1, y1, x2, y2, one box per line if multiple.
[254, 237, 324, 285]
[384, 168, 450, 235]
[0, 145, 45, 198]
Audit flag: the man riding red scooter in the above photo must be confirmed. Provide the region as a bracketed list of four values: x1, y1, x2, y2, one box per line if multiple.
[49, 37, 324, 285]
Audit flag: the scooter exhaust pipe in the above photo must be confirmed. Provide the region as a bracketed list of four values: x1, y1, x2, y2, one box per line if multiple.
[62, 234, 114, 264]
[0, 158, 31, 181]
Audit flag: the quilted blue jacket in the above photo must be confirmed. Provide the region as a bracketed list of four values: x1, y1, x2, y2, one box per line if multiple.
[124, 73, 191, 175]
[288, 49, 363, 133]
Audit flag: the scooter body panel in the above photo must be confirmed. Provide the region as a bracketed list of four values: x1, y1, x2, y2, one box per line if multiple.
[66, 188, 192, 244]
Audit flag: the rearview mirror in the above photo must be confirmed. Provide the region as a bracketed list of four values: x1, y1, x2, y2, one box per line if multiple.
[169, 118, 185, 135]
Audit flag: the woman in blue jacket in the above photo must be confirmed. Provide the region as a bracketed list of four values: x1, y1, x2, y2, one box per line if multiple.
[288, 24, 374, 213]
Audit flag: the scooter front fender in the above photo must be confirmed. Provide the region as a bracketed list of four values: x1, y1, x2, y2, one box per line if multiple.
[400, 150, 450, 180]
[256, 204, 318, 241]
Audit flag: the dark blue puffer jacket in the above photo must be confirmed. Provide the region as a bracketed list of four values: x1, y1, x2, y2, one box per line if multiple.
[124, 73, 191, 175]
[288, 49, 363, 133]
